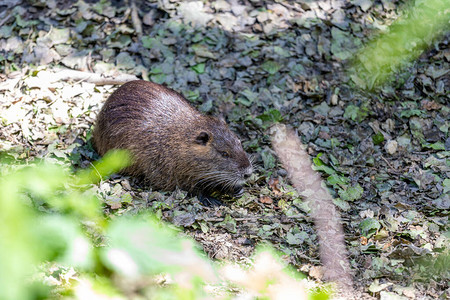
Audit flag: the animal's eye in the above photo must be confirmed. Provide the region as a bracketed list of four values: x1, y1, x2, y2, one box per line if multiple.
[221, 151, 230, 158]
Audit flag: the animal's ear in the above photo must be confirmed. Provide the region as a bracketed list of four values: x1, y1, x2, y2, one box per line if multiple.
[195, 131, 210, 145]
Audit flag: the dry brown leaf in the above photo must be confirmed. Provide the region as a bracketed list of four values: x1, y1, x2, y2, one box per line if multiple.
[259, 196, 273, 204]
[268, 177, 281, 196]
[360, 236, 368, 245]
[309, 266, 324, 281]
[421, 100, 442, 110]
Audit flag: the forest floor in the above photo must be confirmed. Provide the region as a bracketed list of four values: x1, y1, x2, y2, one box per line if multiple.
[0, 0, 448, 299]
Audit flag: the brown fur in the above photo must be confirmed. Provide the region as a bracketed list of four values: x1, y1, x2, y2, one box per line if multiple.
[93, 80, 252, 195]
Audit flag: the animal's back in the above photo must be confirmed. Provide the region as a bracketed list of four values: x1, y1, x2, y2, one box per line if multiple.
[94, 81, 196, 151]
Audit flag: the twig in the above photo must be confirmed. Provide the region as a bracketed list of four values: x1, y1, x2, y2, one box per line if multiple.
[380, 155, 394, 170]
[0, 69, 138, 91]
[0, 10, 14, 27]
[204, 214, 312, 223]
[130, 0, 143, 40]
[43, 69, 138, 85]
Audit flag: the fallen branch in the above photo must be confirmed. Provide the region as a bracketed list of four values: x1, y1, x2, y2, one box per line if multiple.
[43, 69, 139, 85]
[271, 124, 354, 291]
[0, 69, 139, 91]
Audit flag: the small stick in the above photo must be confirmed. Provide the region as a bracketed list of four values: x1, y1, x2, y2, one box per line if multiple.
[42, 69, 138, 85]
[0, 9, 14, 27]
[130, 0, 143, 40]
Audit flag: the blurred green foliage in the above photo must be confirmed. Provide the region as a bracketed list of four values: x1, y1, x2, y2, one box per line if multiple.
[0, 151, 322, 299]
[76, 149, 131, 186]
[352, 0, 450, 89]
[0, 163, 97, 300]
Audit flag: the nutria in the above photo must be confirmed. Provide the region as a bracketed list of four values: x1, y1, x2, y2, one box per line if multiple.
[93, 80, 252, 206]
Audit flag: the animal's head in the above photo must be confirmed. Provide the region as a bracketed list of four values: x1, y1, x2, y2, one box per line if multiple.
[189, 117, 253, 196]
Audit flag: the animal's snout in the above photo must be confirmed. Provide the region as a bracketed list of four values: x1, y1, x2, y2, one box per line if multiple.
[243, 167, 252, 180]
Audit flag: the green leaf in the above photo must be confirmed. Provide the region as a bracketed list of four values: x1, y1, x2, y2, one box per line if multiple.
[191, 44, 215, 59]
[261, 149, 276, 169]
[121, 193, 133, 204]
[329, 154, 339, 166]
[350, 74, 367, 89]
[422, 142, 445, 150]
[148, 67, 163, 75]
[199, 99, 213, 112]
[273, 46, 291, 58]
[333, 198, 351, 211]
[344, 104, 368, 122]
[0, 25, 12, 38]
[286, 232, 308, 245]
[359, 218, 381, 237]
[48, 28, 70, 44]
[400, 109, 425, 118]
[256, 109, 283, 129]
[293, 198, 311, 213]
[76, 149, 131, 185]
[313, 164, 336, 176]
[372, 132, 385, 145]
[344, 105, 359, 121]
[312, 153, 325, 166]
[191, 63, 205, 74]
[352, 0, 449, 88]
[15, 15, 39, 28]
[185, 89, 200, 101]
[240, 89, 258, 103]
[339, 184, 364, 201]
[327, 174, 348, 186]
[443, 179, 450, 193]
[150, 73, 166, 84]
[36, 215, 94, 268]
[313, 154, 346, 179]
[199, 221, 209, 233]
[331, 27, 356, 60]
[142, 36, 156, 49]
[236, 97, 252, 107]
[261, 60, 281, 74]
[257, 109, 283, 123]
[109, 35, 131, 48]
[217, 214, 237, 233]
[116, 52, 136, 69]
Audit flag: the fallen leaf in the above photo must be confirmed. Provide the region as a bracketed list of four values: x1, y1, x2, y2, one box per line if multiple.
[309, 266, 324, 280]
[421, 100, 442, 110]
[259, 196, 273, 204]
[360, 236, 368, 245]
[268, 177, 281, 196]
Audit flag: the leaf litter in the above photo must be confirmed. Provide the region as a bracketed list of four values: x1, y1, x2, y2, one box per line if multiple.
[0, 0, 448, 298]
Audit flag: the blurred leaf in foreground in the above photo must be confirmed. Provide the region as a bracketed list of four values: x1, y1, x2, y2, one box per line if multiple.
[0, 154, 327, 299]
[102, 215, 216, 277]
[221, 246, 314, 299]
[101, 214, 217, 299]
[352, 0, 450, 89]
[0, 163, 96, 300]
[0, 168, 44, 300]
[76, 149, 131, 185]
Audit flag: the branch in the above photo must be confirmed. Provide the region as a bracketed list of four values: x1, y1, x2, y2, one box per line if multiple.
[271, 124, 354, 291]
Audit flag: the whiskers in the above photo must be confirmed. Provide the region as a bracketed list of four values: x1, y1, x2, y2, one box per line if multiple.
[193, 170, 243, 195]
[248, 153, 262, 172]
[191, 154, 257, 196]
